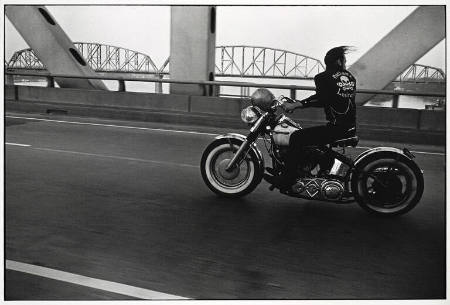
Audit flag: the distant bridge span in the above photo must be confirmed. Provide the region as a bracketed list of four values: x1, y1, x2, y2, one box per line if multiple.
[215, 45, 324, 79]
[6, 42, 445, 83]
[396, 63, 445, 82]
[7, 42, 160, 74]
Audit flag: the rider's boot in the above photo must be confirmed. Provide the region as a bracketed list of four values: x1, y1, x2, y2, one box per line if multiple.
[264, 171, 295, 193]
[265, 167, 278, 176]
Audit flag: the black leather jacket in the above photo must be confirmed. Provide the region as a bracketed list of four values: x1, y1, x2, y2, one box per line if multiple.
[302, 69, 356, 127]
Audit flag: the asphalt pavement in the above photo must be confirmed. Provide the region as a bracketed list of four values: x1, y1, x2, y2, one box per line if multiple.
[4, 112, 446, 300]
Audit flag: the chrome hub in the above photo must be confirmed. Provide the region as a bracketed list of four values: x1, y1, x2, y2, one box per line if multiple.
[218, 159, 240, 180]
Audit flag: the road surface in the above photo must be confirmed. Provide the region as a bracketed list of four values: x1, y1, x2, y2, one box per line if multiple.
[5, 112, 446, 300]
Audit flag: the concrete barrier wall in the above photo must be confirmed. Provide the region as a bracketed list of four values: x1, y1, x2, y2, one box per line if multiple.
[15, 85, 190, 112]
[419, 110, 446, 132]
[5, 85, 446, 134]
[5, 85, 15, 100]
[357, 107, 419, 129]
[190, 96, 243, 115]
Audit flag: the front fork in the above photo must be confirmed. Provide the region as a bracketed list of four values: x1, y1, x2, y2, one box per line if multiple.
[225, 139, 251, 171]
[225, 114, 267, 171]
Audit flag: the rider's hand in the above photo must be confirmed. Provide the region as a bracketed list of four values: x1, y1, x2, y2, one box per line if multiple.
[281, 96, 304, 113]
[282, 102, 298, 113]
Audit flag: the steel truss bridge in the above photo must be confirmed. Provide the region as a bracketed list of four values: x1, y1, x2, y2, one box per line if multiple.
[6, 42, 446, 83]
[396, 63, 445, 82]
[214, 45, 324, 79]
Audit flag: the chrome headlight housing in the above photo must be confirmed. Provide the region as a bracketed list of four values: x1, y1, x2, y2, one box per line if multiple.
[241, 106, 260, 124]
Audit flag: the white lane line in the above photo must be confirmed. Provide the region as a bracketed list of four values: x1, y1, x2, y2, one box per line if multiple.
[6, 260, 188, 300]
[5, 142, 32, 147]
[34, 147, 198, 168]
[7, 115, 445, 156]
[411, 151, 446, 156]
[6, 115, 218, 136]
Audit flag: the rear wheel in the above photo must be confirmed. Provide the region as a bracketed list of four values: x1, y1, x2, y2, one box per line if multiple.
[200, 139, 263, 198]
[352, 156, 424, 216]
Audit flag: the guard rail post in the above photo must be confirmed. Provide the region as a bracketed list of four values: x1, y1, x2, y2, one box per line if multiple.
[392, 93, 400, 108]
[118, 79, 126, 92]
[290, 88, 296, 100]
[47, 76, 55, 88]
[155, 74, 163, 94]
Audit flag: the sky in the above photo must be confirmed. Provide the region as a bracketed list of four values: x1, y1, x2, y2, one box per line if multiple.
[5, 5, 446, 70]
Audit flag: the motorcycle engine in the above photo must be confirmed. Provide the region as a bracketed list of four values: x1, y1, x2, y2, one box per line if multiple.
[321, 180, 345, 200]
[292, 178, 345, 201]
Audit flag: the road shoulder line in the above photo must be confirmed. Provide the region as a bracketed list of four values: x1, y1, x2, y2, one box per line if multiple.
[5, 142, 31, 147]
[6, 260, 188, 300]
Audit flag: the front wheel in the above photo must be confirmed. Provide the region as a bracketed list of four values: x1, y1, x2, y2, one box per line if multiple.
[200, 138, 263, 198]
[352, 155, 424, 216]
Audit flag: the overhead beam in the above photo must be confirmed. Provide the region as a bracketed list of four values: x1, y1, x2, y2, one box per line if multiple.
[170, 6, 217, 96]
[6, 6, 107, 90]
[349, 6, 445, 105]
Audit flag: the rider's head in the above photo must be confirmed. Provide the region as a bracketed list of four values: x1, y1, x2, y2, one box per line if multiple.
[324, 46, 353, 71]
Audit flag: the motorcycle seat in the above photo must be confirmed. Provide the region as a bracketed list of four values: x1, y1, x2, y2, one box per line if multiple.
[331, 136, 359, 147]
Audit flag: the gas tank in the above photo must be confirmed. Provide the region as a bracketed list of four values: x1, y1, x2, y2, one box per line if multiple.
[272, 116, 301, 146]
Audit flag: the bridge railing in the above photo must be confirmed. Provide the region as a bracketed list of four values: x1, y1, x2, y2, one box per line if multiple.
[5, 70, 446, 109]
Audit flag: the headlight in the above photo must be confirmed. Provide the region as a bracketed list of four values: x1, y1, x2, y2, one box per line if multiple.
[241, 106, 260, 124]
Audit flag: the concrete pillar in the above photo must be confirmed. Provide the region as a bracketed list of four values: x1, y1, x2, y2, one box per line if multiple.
[5, 74, 14, 85]
[155, 75, 164, 94]
[6, 6, 107, 90]
[349, 6, 445, 105]
[170, 6, 216, 96]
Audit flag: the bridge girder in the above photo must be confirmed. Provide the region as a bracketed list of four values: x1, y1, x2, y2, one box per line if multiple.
[349, 6, 445, 104]
[6, 6, 107, 90]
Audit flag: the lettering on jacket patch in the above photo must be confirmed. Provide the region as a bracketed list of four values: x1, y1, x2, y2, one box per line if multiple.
[333, 71, 355, 98]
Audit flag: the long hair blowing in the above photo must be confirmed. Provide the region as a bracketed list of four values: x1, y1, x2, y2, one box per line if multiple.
[324, 46, 355, 69]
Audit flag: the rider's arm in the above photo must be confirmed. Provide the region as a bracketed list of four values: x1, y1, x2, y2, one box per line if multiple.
[283, 95, 319, 112]
[300, 73, 328, 108]
[284, 74, 325, 111]
[299, 94, 323, 108]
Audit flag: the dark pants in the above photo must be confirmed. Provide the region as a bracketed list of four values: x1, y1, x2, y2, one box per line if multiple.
[283, 124, 355, 181]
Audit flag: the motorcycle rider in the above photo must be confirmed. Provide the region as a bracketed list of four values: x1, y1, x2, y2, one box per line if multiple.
[266, 46, 357, 192]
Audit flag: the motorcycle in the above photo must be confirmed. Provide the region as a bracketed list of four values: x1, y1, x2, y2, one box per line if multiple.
[200, 89, 424, 216]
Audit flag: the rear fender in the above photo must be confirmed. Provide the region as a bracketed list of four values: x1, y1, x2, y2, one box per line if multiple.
[354, 147, 422, 173]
